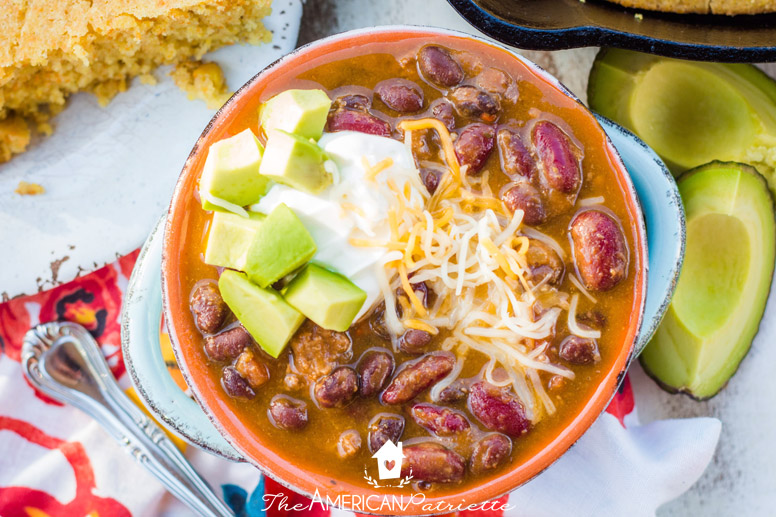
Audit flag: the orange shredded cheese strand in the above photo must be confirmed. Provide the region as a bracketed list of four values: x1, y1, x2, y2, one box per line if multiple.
[366, 157, 394, 180]
[481, 237, 517, 280]
[404, 223, 422, 268]
[399, 263, 427, 316]
[404, 319, 439, 334]
[341, 202, 366, 217]
[398, 119, 460, 179]
[349, 238, 406, 250]
[514, 236, 530, 255]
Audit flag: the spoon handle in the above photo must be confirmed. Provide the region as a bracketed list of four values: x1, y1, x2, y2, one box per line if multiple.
[22, 321, 234, 517]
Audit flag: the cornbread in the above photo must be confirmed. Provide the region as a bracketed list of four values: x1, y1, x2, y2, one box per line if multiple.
[172, 61, 232, 109]
[605, 0, 776, 14]
[0, 0, 272, 163]
[15, 181, 45, 195]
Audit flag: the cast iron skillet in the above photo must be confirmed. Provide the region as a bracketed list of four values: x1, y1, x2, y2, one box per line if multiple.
[447, 0, 776, 62]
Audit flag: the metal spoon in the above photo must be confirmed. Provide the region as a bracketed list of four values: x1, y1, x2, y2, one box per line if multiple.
[21, 321, 234, 517]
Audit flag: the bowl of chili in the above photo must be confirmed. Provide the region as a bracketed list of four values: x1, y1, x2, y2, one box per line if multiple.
[160, 26, 651, 514]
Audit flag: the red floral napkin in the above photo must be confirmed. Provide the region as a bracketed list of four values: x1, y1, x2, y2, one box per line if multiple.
[0, 251, 719, 517]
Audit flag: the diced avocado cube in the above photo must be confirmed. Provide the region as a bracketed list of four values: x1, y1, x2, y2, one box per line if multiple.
[283, 264, 367, 332]
[259, 130, 332, 194]
[245, 203, 317, 288]
[218, 270, 304, 358]
[259, 89, 331, 140]
[199, 128, 271, 211]
[204, 211, 265, 271]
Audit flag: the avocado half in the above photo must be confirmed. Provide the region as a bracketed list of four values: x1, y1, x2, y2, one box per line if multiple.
[588, 49, 776, 195]
[640, 162, 776, 399]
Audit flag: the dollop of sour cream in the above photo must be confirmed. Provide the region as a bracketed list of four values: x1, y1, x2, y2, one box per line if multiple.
[251, 131, 424, 319]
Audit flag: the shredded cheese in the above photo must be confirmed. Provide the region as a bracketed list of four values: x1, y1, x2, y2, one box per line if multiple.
[568, 294, 602, 339]
[339, 123, 604, 423]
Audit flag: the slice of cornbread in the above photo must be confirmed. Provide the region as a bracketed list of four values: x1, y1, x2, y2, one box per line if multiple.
[605, 0, 776, 14]
[0, 0, 272, 163]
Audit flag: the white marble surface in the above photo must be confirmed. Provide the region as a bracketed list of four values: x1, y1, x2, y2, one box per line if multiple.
[296, 1, 776, 516]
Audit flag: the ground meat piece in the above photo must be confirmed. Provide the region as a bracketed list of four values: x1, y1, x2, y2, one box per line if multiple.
[290, 320, 352, 382]
[234, 348, 269, 388]
[337, 430, 362, 458]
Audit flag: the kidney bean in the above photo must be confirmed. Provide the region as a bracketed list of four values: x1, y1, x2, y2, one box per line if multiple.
[328, 109, 391, 137]
[532, 121, 581, 194]
[190, 281, 229, 334]
[454, 123, 495, 175]
[525, 239, 564, 285]
[398, 329, 433, 354]
[357, 350, 394, 397]
[382, 353, 455, 404]
[570, 210, 628, 291]
[401, 442, 466, 483]
[470, 433, 512, 475]
[337, 429, 362, 459]
[268, 395, 308, 430]
[221, 366, 255, 399]
[409, 281, 430, 307]
[314, 366, 359, 408]
[418, 45, 464, 87]
[375, 78, 424, 113]
[337, 93, 370, 111]
[468, 381, 531, 437]
[234, 349, 269, 389]
[204, 325, 251, 361]
[411, 403, 471, 436]
[559, 336, 601, 364]
[501, 183, 545, 226]
[437, 380, 469, 403]
[431, 99, 456, 131]
[420, 168, 441, 194]
[368, 414, 405, 453]
[498, 129, 535, 179]
[449, 85, 499, 121]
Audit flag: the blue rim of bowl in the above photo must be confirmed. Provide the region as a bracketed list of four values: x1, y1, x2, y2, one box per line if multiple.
[596, 115, 685, 353]
[446, 0, 776, 62]
[121, 215, 243, 461]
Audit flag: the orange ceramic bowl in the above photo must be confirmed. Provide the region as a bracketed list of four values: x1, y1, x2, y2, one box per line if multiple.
[162, 26, 647, 515]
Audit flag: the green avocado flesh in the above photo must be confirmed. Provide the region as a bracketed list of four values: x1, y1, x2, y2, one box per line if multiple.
[259, 89, 331, 141]
[641, 162, 776, 399]
[199, 128, 271, 211]
[204, 211, 265, 271]
[244, 203, 317, 288]
[259, 129, 332, 194]
[588, 49, 776, 194]
[218, 270, 304, 358]
[283, 263, 367, 332]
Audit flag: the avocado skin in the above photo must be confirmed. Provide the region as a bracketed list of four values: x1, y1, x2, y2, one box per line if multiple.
[588, 49, 776, 192]
[640, 161, 776, 400]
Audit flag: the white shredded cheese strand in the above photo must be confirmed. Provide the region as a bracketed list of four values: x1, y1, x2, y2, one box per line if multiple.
[201, 191, 250, 218]
[568, 294, 602, 339]
[569, 274, 598, 304]
[579, 195, 605, 207]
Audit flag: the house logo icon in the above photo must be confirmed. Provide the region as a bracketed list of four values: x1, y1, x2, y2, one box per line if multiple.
[372, 440, 405, 480]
